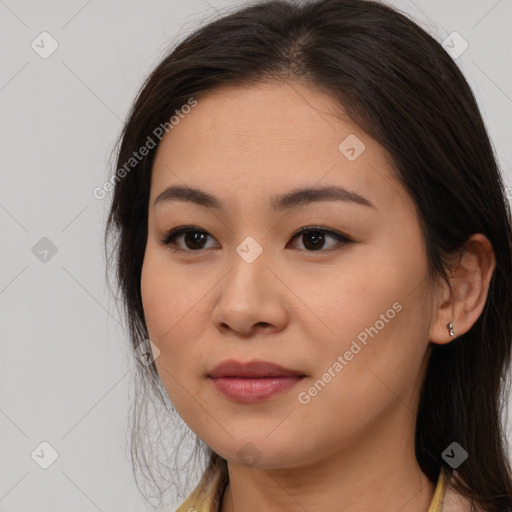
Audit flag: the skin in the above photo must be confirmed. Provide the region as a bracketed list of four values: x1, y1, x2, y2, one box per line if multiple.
[140, 81, 496, 512]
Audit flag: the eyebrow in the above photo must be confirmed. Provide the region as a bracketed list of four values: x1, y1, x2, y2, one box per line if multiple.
[154, 184, 376, 210]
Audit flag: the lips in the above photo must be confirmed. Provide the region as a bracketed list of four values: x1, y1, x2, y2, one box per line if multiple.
[208, 359, 306, 378]
[207, 360, 306, 403]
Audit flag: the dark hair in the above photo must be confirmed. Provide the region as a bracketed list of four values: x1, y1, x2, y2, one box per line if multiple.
[104, 0, 512, 510]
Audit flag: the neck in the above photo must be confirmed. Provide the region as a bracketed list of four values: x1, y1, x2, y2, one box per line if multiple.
[220, 412, 436, 512]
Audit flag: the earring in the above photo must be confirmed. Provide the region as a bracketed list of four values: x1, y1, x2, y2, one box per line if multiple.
[447, 321, 455, 337]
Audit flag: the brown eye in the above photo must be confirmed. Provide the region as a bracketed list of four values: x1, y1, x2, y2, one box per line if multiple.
[161, 227, 218, 251]
[288, 227, 350, 252]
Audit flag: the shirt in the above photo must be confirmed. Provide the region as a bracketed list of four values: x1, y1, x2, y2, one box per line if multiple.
[175, 464, 475, 512]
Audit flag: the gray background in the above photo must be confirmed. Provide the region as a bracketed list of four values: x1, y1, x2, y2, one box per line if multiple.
[1, 0, 511, 510]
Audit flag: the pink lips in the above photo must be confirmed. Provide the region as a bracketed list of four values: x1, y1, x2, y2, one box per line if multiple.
[207, 359, 306, 403]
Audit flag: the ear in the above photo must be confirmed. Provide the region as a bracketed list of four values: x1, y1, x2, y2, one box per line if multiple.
[429, 233, 496, 344]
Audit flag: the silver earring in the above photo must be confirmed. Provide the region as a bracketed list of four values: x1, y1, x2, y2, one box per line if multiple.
[447, 322, 455, 337]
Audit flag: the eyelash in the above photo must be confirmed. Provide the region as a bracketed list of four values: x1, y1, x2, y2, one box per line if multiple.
[159, 225, 352, 253]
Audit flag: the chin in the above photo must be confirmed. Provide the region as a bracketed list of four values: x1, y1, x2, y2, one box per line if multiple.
[207, 434, 315, 470]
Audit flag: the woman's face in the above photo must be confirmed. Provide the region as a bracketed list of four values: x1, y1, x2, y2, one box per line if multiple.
[141, 81, 438, 470]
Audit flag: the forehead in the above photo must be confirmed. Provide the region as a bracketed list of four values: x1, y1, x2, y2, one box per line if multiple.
[149, 81, 403, 213]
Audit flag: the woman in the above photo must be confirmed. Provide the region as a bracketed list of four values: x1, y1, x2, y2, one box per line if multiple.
[105, 0, 512, 510]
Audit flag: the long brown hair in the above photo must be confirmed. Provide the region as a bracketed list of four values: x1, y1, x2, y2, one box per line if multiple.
[105, 1, 512, 509]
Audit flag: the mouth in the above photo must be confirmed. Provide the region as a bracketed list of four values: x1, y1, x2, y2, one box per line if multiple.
[207, 359, 307, 403]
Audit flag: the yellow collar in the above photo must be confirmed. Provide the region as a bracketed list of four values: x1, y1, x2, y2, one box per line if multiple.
[176, 464, 448, 512]
[428, 465, 448, 512]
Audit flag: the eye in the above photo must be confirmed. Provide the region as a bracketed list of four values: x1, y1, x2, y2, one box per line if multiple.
[160, 226, 219, 251]
[160, 226, 351, 253]
[287, 226, 351, 252]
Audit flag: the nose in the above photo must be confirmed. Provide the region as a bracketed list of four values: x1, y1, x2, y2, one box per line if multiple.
[210, 249, 288, 337]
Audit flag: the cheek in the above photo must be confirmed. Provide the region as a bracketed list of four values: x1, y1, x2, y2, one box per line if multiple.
[296, 243, 431, 397]
[141, 245, 196, 339]
[297, 260, 401, 352]
[141, 249, 186, 378]
[291, 300, 430, 456]
[140, 245, 210, 391]
[140, 256, 199, 424]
